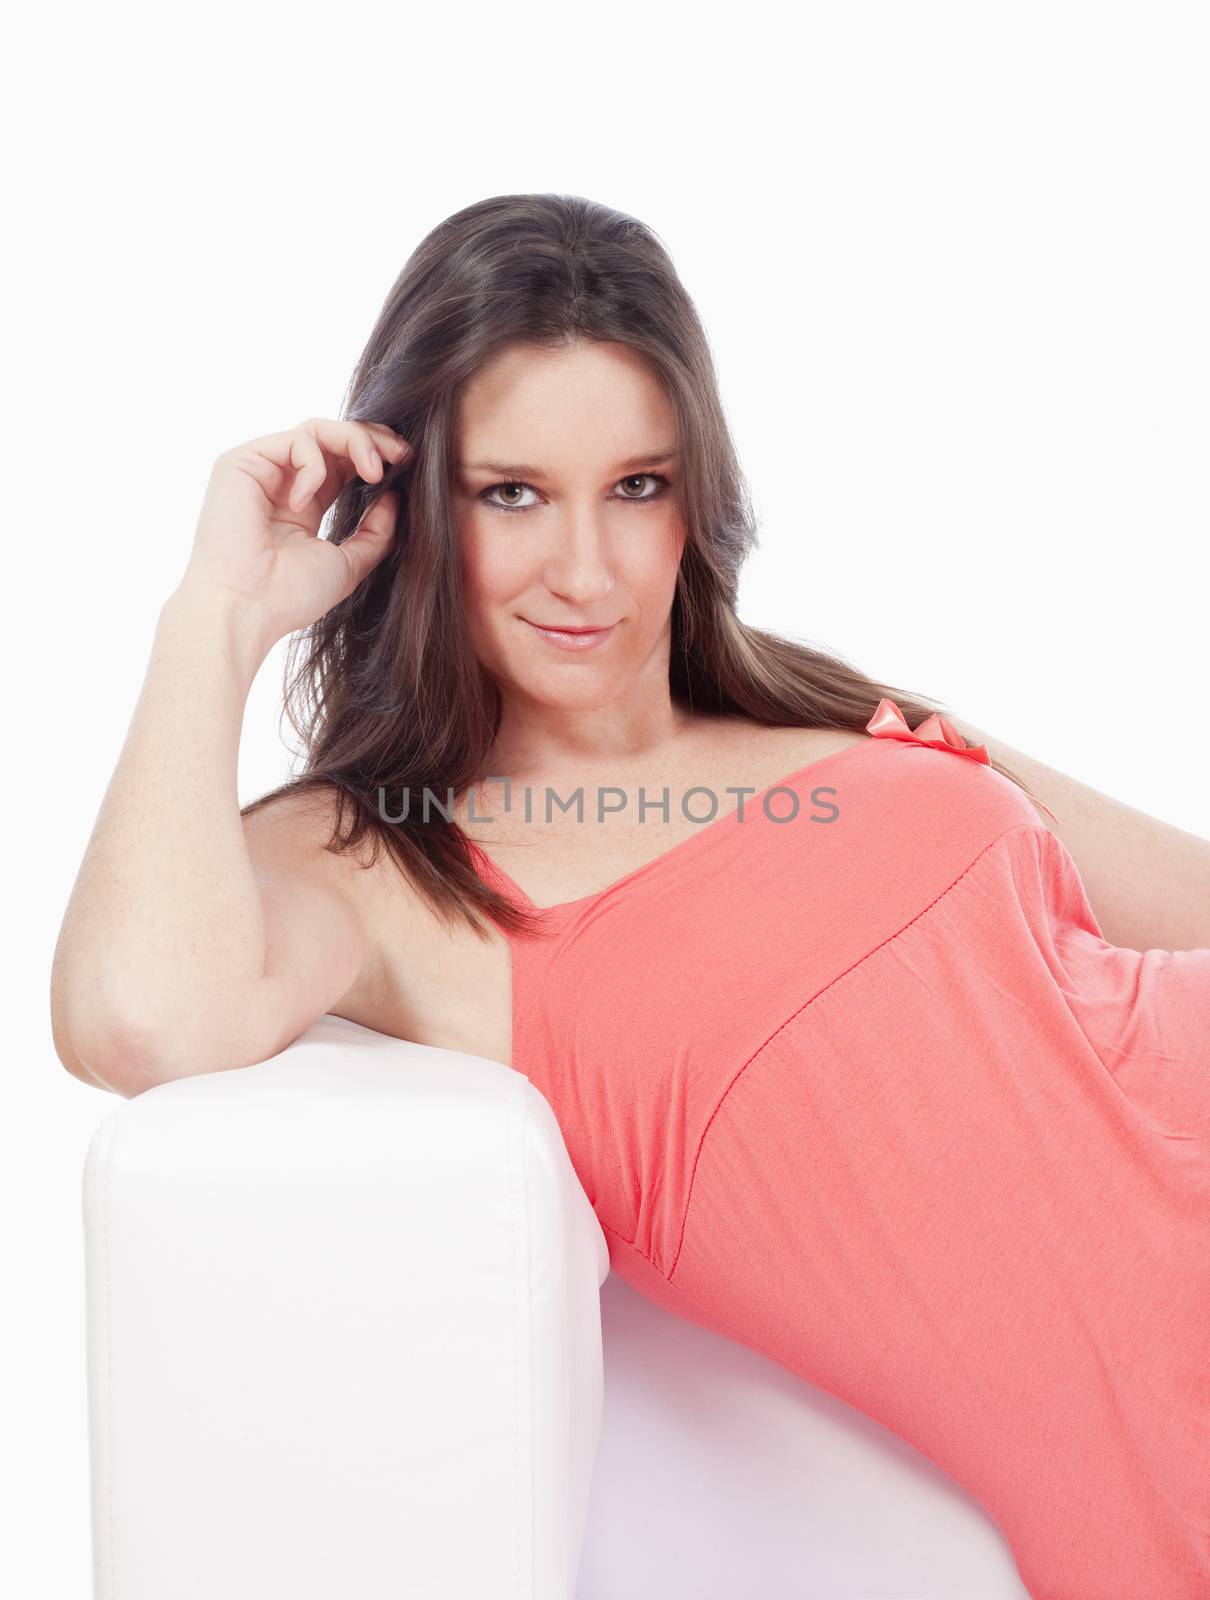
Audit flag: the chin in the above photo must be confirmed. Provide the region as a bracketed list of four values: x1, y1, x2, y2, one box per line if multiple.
[519, 671, 623, 710]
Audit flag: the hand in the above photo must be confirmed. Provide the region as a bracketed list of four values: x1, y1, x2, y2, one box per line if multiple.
[174, 416, 411, 644]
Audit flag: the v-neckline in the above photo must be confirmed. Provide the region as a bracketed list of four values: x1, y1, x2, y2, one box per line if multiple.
[459, 732, 882, 919]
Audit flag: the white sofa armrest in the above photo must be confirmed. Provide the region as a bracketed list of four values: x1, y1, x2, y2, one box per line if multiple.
[81, 1012, 608, 1600]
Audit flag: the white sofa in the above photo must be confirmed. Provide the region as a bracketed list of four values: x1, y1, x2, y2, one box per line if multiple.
[80, 1012, 1033, 1598]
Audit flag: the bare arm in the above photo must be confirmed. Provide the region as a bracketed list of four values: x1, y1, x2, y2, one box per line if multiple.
[948, 715, 1210, 952]
[50, 585, 366, 1096]
[51, 417, 407, 1094]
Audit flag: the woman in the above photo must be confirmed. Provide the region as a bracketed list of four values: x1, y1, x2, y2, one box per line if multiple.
[51, 193, 1210, 1596]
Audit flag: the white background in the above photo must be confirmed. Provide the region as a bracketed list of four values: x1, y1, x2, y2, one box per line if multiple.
[4, 1, 1207, 1591]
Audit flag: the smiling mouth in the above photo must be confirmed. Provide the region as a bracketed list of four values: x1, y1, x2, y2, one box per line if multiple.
[521, 617, 621, 649]
[526, 621, 616, 634]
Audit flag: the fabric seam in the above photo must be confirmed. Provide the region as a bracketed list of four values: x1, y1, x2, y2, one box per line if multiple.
[664, 819, 1049, 1282]
[599, 1215, 809, 1384]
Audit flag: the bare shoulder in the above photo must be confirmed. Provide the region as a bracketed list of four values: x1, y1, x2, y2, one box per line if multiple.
[240, 783, 509, 1056]
[241, 787, 377, 876]
[239, 783, 447, 1040]
[241, 783, 417, 938]
[695, 711, 874, 770]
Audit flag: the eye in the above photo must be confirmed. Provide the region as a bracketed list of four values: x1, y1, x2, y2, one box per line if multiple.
[614, 473, 669, 501]
[481, 481, 540, 512]
[476, 472, 672, 516]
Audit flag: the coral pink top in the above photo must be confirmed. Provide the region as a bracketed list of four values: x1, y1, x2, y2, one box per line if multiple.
[461, 699, 1210, 1597]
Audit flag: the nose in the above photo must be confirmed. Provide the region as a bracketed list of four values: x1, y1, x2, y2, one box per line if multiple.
[540, 505, 615, 605]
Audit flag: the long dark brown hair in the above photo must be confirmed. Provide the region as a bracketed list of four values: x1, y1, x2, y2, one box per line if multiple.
[241, 192, 1043, 939]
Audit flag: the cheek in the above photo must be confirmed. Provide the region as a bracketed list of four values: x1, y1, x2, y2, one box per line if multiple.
[624, 514, 685, 593]
[458, 516, 518, 606]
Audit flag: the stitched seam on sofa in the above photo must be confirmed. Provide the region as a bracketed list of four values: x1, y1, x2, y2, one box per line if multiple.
[103, 1112, 117, 1600]
[513, 1095, 524, 1594]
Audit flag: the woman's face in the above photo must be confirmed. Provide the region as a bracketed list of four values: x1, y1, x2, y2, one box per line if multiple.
[454, 340, 686, 713]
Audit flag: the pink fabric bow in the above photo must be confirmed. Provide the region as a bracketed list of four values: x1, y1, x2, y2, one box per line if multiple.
[865, 697, 991, 766]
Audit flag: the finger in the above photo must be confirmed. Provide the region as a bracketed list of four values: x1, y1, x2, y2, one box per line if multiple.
[245, 419, 406, 516]
[333, 419, 383, 483]
[359, 421, 412, 460]
[356, 430, 383, 482]
[287, 431, 330, 512]
[340, 490, 398, 591]
[289, 421, 375, 513]
[303, 417, 390, 488]
[293, 455, 361, 519]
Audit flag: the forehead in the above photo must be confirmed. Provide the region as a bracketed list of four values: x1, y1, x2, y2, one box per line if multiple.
[455, 341, 676, 466]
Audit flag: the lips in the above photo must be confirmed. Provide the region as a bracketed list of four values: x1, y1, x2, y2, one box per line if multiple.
[522, 617, 619, 651]
[531, 624, 613, 634]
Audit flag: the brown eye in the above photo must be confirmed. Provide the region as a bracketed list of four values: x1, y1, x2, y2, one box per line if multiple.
[615, 473, 670, 502]
[481, 481, 540, 514]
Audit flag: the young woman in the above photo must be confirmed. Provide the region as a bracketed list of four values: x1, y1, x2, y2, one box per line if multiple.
[51, 193, 1210, 1596]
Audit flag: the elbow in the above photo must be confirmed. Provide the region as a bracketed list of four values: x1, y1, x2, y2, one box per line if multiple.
[71, 1001, 291, 1094]
[55, 1006, 187, 1097]
[51, 973, 213, 1096]
[52, 966, 289, 1094]
[51, 947, 179, 1094]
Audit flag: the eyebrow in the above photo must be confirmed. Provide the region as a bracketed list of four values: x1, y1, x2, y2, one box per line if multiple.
[459, 448, 679, 479]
